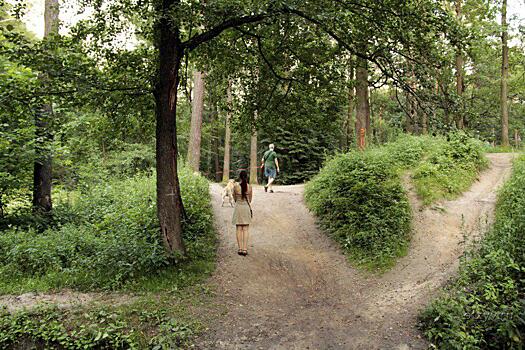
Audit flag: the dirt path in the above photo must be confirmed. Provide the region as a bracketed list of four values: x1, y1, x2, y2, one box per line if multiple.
[0, 291, 134, 313]
[195, 153, 515, 350]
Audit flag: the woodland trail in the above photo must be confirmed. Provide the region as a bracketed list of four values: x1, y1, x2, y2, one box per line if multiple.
[195, 153, 515, 350]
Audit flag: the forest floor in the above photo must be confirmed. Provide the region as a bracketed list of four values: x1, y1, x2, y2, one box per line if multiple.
[0, 153, 514, 349]
[195, 153, 515, 350]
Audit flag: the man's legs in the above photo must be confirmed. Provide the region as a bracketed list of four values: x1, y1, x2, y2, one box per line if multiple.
[267, 175, 275, 192]
[264, 168, 276, 192]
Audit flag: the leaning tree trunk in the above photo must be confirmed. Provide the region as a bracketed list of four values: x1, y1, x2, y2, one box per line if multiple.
[455, 0, 464, 129]
[222, 81, 233, 182]
[249, 110, 258, 184]
[501, 0, 509, 147]
[355, 55, 370, 150]
[187, 71, 205, 172]
[154, 0, 185, 254]
[33, 0, 58, 213]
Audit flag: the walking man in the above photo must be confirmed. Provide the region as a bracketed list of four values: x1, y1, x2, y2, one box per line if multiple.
[262, 143, 279, 193]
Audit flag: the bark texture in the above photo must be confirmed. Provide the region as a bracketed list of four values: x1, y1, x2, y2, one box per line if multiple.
[500, 0, 509, 147]
[154, 0, 185, 254]
[249, 110, 258, 184]
[33, 0, 59, 213]
[345, 62, 355, 149]
[222, 81, 233, 182]
[355, 56, 370, 150]
[187, 71, 205, 172]
[455, 0, 464, 129]
[212, 104, 221, 182]
[33, 105, 53, 212]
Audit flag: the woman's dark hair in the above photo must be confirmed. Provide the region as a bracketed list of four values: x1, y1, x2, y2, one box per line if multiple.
[239, 170, 248, 199]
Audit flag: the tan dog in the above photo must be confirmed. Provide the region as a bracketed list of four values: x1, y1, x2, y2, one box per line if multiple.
[221, 179, 235, 207]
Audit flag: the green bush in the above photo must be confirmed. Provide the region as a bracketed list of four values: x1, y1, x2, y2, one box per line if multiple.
[413, 132, 487, 204]
[0, 166, 214, 291]
[381, 134, 437, 168]
[305, 134, 487, 270]
[420, 155, 525, 349]
[0, 304, 199, 349]
[305, 136, 432, 270]
[104, 143, 156, 178]
[0, 307, 139, 349]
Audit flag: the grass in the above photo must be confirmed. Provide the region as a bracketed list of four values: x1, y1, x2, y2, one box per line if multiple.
[0, 166, 215, 294]
[413, 133, 487, 205]
[0, 165, 218, 348]
[483, 144, 522, 153]
[0, 285, 216, 349]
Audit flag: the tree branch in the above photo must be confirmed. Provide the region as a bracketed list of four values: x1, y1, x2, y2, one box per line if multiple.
[183, 13, 271, 51]
[234, 27, 299, 83]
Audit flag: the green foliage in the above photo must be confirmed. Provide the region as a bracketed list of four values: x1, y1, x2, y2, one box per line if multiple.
[305, 135, 434, 270]
[420, 155, 525, 349]
[0, 307, 138, 349]
[0, 40, 38, 216]
[0, 301, 200, 349]
[381, 134, 438, 168]
[98, 143, 156, 179]
[413, 132, 487, 205]
[261, 121, 342, 185]
[305, 134, 487, 270]
[0, 166, 215, 292]
[483, 144, 522, 154]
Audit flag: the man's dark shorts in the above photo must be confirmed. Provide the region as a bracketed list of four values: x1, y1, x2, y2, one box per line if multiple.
[264, 167, 276, 178]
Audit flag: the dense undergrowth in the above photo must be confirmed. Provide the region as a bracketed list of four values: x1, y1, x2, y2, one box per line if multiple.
[413, 133, 488, 204]
[0, 165, 215, 293]
[0, 290, 209, 349]
[420, 155, 525, 349]
[0, 146, 216, 348]
[305, 133, 486, 270]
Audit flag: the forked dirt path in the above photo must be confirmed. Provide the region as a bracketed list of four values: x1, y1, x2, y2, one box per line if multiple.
[196, 153, 515, 350]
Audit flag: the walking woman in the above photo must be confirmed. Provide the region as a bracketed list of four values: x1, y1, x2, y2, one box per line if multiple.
[232, 170, 253, 256]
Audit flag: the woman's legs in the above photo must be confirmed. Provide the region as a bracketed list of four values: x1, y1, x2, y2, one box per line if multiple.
[241, 225, 250, 252]
[236, 225, 243, 251]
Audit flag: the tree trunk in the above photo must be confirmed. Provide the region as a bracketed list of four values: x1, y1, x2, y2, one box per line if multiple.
[455, 0, 464, 129]
[346, 62, 355, 149]
[212, 104, 221, 182]
[33, 104, 53, 213]
[409, 98, 418, 134]
[421, 110, 428, 135]
[404, 90, 415, 134]
[44, 0, 59, 35]
[249, 110, 258, 184]
[406, 64, 418, 134]
[501, 0, 509, 147]
[33, 0, 59, 213]
[355, 56, 370, 150]
[187, 70, 205, 172]
[377, 106, 384, 142]
[154, 0, 185, 254]
[222, 81, 233, 182]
